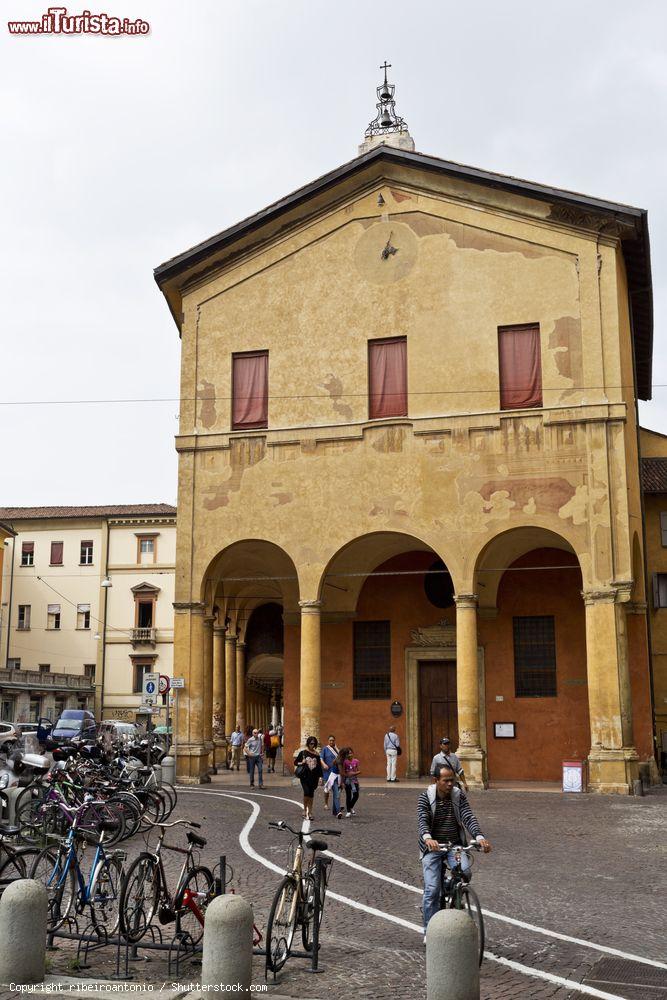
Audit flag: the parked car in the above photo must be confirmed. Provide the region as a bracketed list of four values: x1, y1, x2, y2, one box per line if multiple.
[0, 723, 19, 753]
[46, 710, 97, 749]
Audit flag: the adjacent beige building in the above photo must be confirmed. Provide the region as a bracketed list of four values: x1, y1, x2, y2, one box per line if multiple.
[0, 505, 176, 722]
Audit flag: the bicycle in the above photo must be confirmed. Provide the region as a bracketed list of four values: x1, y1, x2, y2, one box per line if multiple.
[437, 842, 485, 965]
[29, 798, 126, 934]
[118, 819, 213, 946]
[265, 820, 340, 973]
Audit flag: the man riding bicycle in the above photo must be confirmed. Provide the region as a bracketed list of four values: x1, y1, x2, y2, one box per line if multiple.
[418, 763, 491, 940]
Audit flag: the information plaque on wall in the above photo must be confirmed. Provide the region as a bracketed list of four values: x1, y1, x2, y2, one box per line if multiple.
[493, 722, 516, 739]
[562, 760, 585, 793]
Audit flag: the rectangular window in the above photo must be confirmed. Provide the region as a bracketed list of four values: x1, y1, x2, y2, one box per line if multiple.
[39, 664, 50, 674]
[368, 337, 407, 420]
[77, 604, 91, 630]
[498, 324, 543, 410]
[353, 620, 391, 699]
[84, 664, 95, 680]
[21, 542, 34, 566]
[47, 604, 61, 630]
[17, 605, 31, 630]
[50, 541, 64, 565]
[653, 573, 667, 608]
[660, 513, 667, 547]
[232, 350, 269, 430]
[29, 698, 41, 722]
[7, 659, 21, 670]
[513, 616, 557, 697]
[80, 540, 94, 565]
[137, 601, 154, 628]
[138, 537, 155, 564]
[133, 661, 153, 693]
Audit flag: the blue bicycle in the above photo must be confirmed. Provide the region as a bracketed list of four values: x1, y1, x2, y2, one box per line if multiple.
[29, 797, 126, 934]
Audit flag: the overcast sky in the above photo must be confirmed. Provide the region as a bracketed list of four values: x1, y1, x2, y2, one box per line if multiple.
[2, 0, 667, 506]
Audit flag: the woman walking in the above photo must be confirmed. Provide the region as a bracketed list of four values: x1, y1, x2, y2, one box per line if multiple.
[293, 736, 323, 820]
[342, 746, 360, 817]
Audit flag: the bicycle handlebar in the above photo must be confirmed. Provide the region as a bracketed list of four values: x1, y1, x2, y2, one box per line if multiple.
[143, 818, 201, 831]
[268, 820, 341, 837]
[436, 842, 481, 852]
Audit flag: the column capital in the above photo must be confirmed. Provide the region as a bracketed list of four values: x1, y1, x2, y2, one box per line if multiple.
[173, 601, 205, 615]
[299, 600, 323, 613]
[454, 594, 478, 609]
[213, 625, 227, 636]
[236, 641, 246, 651]
[581, 588, 617, 606]
[203, 615, 216, 626]
[225, 633, 237, 644]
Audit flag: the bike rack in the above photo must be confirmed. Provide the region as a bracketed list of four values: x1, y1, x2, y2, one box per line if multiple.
[258, 855, 330, 981]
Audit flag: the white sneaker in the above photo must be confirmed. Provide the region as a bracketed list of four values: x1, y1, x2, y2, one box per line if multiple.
[345, 811, 352, 817]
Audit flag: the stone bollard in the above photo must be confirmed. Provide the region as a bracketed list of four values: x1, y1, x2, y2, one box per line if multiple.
[0, 879, 48, 985]
[161, 755, 175, 785]
[426, 909, 480, 1000]
[201, 893, 253, 991]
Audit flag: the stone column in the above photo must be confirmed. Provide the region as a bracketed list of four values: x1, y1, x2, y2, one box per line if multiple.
[583, 588, 639, 793]
[203, 616, 215, 773]
[299, 600, 322, 744]
[454, 594, 487, 789]
[225, 635, 237, 738]
[173, 602, 211, 784]
[213, 626, 227, 768]
[271, 687, 279, 729]
[236, 642, 246, 733]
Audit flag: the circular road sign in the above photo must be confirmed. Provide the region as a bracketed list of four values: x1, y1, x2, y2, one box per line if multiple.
[158, 675, 170, 695]
[145, 681, 156, 695]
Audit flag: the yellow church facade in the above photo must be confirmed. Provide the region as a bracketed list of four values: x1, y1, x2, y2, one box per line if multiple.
[156, 137, 656, 793]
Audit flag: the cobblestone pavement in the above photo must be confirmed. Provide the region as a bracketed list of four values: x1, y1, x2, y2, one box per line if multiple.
[8, 773, 666, 1000]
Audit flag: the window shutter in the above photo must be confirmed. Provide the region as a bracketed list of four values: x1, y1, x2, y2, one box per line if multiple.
[653, 574, 660, 609]
[50, 541, 63, 564]
[498, 325, 543, 410]
[368, 337, 408, 419]
[47, 604, 61, 614]
[661, 513, 667, 547]
[78, 604, 91, 613]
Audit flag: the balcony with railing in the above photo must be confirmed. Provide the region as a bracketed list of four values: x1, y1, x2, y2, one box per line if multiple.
[131, 627, 157, 647]
[0, 668, 94, 691]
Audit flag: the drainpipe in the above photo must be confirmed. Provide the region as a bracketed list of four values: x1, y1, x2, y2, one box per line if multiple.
[4, 532, 16, 670]
[99, 521, 110, 719]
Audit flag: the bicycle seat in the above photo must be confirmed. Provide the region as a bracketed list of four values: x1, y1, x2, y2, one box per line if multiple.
[307, 838, 328, 853]
[137, 767, 153, 775]
[0, 824, 20, 838]
[187, 830, 207, 849]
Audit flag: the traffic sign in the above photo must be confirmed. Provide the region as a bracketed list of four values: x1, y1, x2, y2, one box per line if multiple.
[142, 671, 159, 706]
[158, 675, 170, 695]
[171, 677, 185, 689]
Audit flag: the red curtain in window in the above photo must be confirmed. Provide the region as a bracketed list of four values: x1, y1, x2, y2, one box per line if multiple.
[498, 325, 542, 410]
[232, 352, 268, 429]
[50, 542, 63, 565]
[369, 337, 407, 419]
[22, 542, 34, 555]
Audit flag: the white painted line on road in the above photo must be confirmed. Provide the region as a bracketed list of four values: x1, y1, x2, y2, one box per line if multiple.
[215, 787, 667, 972]
[178, 787, 657, 998]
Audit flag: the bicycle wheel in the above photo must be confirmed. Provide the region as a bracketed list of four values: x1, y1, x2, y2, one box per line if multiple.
[451, 885, 484, 966]
[134, 789, 163, 828]
[29, 847, 76, 932]
[0, 853, 27, 895]
[266, 876, 299, 972]
[175, 865, 214, 945]
[159, 782, 177, 818]
[119, 854, 160, 943]
[109, 794, 142, 840]
[90, 855, 124, 936]
[16, 786, 48, 845]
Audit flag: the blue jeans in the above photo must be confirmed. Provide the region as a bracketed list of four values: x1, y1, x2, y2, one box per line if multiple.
[248, 755, 263, 786]
[421, 849, 471, 930]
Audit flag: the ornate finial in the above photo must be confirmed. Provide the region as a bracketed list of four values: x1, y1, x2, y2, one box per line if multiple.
[359, 62, 415, 155]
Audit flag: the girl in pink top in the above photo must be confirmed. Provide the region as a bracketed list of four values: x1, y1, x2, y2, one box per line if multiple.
[342, 747, 360, 817]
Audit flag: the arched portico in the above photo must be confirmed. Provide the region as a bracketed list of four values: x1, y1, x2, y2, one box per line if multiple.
[470, 525, 640, 793]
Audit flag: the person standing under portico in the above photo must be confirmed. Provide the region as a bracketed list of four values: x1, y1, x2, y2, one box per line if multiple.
[229, 724, 243, 770]
[384, 725, 401, 782]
